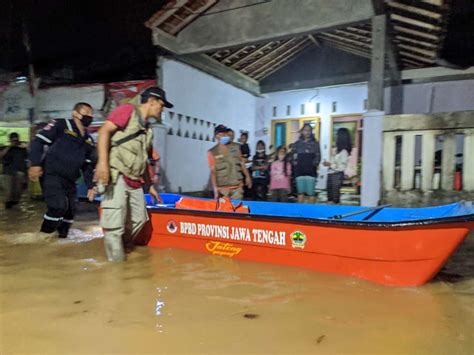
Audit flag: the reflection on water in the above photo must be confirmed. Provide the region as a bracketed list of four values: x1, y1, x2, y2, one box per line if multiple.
[1, 199, 473, 354]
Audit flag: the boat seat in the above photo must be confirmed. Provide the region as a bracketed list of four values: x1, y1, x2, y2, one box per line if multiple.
[175, 196, 250, 213]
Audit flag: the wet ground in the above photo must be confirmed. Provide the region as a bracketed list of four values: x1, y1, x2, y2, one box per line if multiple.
[1, 198, 473, 354]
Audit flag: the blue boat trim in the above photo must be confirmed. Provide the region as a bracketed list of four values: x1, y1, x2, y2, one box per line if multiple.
[147, 206, 474, 229]
[145, 194, 474, 229]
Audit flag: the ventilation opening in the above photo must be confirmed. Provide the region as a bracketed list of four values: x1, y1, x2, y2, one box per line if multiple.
[413, 135, 422, 189]
[433, 134, 444, 190]
[455, 133, 465, 191]
[394, 135, 402, 190]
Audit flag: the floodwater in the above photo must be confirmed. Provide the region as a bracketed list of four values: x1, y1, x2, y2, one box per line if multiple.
[1, 199, 473, 354]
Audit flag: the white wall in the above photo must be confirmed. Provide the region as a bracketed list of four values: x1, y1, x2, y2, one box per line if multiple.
[0, 82, 106, 124]
[385, 79, 474, 114]
[258, 79, 474, 160]
[162, 59, 257, 192]
[257, 84, 368, 160]
[36, 84, 105, 121]
[0, 82, 33, 124]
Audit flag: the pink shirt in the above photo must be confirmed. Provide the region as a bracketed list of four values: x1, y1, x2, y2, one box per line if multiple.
[107, 104, 135, 130]
[270, 160, 292, 190]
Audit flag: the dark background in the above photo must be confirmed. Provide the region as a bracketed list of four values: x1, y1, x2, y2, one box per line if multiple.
[0, 0, 166, 85]
[1, 0, 473, 87]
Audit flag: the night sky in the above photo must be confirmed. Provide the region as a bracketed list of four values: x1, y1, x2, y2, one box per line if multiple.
[0, 0, 166, 85]
[1, 0, 473, 87]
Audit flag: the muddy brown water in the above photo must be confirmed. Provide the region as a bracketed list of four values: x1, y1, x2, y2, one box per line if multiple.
[1, 199, 473, 354]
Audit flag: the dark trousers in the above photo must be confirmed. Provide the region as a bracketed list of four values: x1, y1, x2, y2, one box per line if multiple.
[270, 189, 289, 202]
[253, 178, 268, 201]
[4, 172, 25, 205]
[327, 172, 344, 204]
[40, 174, 76, 237]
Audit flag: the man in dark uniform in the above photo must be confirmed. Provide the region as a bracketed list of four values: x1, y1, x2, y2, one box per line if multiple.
[29, 102, 96, 238]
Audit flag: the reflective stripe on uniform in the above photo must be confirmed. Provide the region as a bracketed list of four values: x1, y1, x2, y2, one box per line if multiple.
[65, 119, 73, 131]
[36, 134, 52, 143]
[63, 219, 74, 224]
[43, 214, 62, 221]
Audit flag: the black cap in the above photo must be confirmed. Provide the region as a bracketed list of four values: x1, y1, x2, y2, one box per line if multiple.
[214, 124, 228, 135]
[141, 86, 174, 108]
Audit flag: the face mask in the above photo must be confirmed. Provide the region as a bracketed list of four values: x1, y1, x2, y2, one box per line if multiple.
[278, 154, 285, 160]
[219, 136, 230, 145]
[81, 115, 93, 127]
[257, 149, 265, 153]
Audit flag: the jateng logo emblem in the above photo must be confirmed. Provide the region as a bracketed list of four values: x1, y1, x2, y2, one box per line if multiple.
[205, 241, 242, 257]
[290, 231, 307, 249]
[166, 220, 178, 234]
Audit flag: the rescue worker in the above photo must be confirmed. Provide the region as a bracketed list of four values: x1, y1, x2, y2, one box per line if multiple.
[28, 102, 96, 238]
[208, 124, 252, 200]
[95, 87, 170, 262]
[226, 128, 236, 143]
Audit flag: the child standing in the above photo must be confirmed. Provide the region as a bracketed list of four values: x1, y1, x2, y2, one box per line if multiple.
[323, 128, 352, 204]
[269, 146, 292, 202]
[251, 140, 269, 201]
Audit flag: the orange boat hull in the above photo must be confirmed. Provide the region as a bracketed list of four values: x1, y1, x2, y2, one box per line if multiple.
[136, 209, 472, 287]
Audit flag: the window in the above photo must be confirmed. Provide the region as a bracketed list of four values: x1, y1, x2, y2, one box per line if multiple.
[363, 99, 368, 110]
[286, 105, 291, 116]
[272, 106, 277, 117]
[300, 104, 305, 115]
[275, 122, 286, 148]
[455, 133, 465, 190]
[414, 135, 422, 189]
[394, 135, 402, 189]
[316, 102, 320, 113]
[433, 135, 444, 190]
[332, 101, 337, 113]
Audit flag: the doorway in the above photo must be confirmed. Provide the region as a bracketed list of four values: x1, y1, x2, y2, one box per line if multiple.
[271, 117, 320, 150]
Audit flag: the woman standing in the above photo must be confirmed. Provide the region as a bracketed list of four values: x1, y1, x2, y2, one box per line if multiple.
[293, 124, 321, 203]
[269, 146, 292, 202]
[251, 140, 269, 201]
[323, 127, 352, 204]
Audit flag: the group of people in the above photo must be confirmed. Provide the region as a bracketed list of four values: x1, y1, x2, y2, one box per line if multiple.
[208, 123, 352, 205]
[2, 86, 170, 263]
[2, 84, 352, 264]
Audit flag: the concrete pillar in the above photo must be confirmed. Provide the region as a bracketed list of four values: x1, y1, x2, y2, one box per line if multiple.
[368, 15, 387, 111]
[421, 131, 435, 192]
[382, 132, 396, 192]
[463, 130, 474, 191]
[152, 124, 169, 192]
[156, 56, 164, 88]
[154, 55, 169, 191]
[361, 110, 384, 206]
[441, 132, 456, 190]
[400, 132, 415, 190]
[361, 15, 387, 206]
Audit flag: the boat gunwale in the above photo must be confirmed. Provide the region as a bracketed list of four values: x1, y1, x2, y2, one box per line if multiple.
[146, 206, 474, 230]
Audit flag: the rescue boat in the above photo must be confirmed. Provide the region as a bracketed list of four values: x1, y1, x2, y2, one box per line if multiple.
[135, 193, 474, 286]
